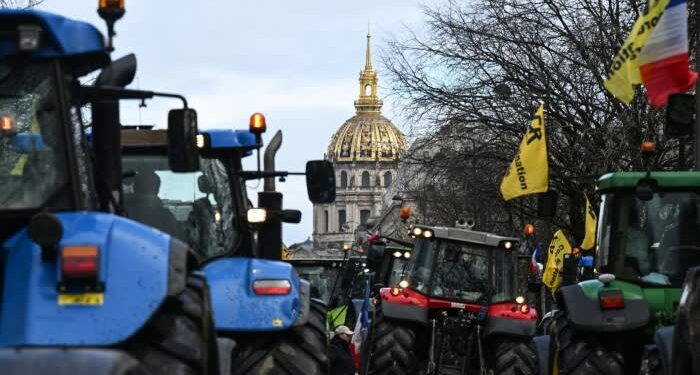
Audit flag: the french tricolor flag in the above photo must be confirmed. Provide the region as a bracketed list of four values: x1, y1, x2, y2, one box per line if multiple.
[639, 0, 698, 108]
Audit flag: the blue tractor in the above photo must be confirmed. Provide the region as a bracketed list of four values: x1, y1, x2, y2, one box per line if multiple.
[121, 116, 336, 374]
[0, 4, 218, 374]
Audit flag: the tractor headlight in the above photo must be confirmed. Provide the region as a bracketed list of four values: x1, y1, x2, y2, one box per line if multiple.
[393, 251, 402, 258]
[399, 280, 409, 289]
[247, 208, 267, 224]
[515, 295, 526, 304]
[412, 227, 423, 236]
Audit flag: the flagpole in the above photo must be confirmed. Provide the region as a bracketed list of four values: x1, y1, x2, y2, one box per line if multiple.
[695, 0, 700, 170]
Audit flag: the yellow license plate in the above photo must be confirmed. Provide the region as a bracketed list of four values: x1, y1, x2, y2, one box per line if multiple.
[58, 293, 104, 306]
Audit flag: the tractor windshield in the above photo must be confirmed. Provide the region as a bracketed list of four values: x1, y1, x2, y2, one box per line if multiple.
[122, 155, 237, 259]
[599, 191, 700, 287]
[0, 61, 69, 210]
[411, 239, 496, 303]
[293, 263, 343, 303]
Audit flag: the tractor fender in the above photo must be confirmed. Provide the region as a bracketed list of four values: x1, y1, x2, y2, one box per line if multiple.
[203, 257, 306, 332]
[0, 212, 173, 346]
[0, 348, 142, 375]
[378, 287, 428, 324]
[532, 335, 551, 375]
[654, 326, 674, 375]
[484, 317, 537, 338]
[484, 302, 538, 338]
[557, 280, 650, 332]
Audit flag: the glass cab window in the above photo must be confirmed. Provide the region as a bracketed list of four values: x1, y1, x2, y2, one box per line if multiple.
[122, 155, 237, 259]
[410, 238, 505, 303]
[0, 61, 69, 210]
[601, 191, 700, 286]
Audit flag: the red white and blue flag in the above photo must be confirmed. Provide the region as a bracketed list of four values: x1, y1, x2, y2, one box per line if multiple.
[638, 0, 698, 107]
[350, 280, 370, 368]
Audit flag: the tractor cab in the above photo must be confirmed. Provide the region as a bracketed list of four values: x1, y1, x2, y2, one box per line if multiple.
[393, 224, 524, 309]
[596, 172, 700, 287]
[366, 224, 538, 375]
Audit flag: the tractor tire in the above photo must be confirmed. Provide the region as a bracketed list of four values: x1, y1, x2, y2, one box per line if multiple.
[639, 345, 662, 375]
[366, 316, 420, 375]
[230, 300, 329, 375]
[491, 338, 536, 375]
[552, 311, 624, 375]
[125, 272, 218, 375]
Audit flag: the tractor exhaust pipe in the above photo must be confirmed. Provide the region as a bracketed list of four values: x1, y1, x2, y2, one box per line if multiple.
[263, 130, 282, 192]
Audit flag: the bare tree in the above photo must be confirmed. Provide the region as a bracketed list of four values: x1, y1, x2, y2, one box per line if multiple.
[0, 0, 43, 9]
[384, 0, 688, 239]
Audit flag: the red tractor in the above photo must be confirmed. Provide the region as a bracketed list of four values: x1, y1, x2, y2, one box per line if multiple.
[364, 224, 538, 375]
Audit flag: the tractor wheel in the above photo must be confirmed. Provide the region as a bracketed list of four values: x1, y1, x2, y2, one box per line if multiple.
[366, 315, 420, 375]
[639, 345, 661, 375]
[230, 300, 329, 375]
[552, 311, 623, 375]
[491, 338, 536, 375]
[125, 271, 218, 375]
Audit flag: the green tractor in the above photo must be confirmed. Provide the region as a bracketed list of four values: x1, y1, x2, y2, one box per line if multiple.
[536, 171, 700, 375]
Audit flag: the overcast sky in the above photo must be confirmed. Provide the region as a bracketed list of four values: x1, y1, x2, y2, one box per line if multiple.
[41, 1, 432, 244]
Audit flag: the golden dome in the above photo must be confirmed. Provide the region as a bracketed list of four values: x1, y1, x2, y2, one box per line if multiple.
[327, 29, 408, 163]
[328, 113, 408, 162]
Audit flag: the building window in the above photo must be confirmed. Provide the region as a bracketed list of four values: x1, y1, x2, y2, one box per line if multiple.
[338, 209, 346, 232]
[384, 171, 392, 187]
[360, 209, 371, 225]
[340, 171, 348, 188]
[324, 210, 329, 233]
[361, 171, 370, 187]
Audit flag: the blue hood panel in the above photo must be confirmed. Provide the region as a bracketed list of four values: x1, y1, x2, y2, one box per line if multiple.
[0, 10, 105, 59]
[204, 258, 302, 332]
[0, 212, 170, 346]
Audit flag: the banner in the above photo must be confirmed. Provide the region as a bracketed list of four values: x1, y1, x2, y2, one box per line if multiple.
[500, 103, 548, 201]
[543, 229, 572, 291]
[638, 0, 697, 107]
[603, 0, 697, 107]
[580, 193, 597, 250]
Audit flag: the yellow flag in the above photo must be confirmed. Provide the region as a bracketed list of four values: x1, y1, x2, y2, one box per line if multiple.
[500, 103, 548, 201]
[580, 193, 597, 250]
[602, 0, 669, 103]
[543, 229, 572, 291]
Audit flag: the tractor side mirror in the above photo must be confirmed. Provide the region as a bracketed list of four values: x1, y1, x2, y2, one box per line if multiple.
[167, 108, 199, 172]
[306, 160, 336, 204]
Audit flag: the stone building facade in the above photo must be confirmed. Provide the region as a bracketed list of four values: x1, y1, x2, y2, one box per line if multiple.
[312, 31, 408, 250]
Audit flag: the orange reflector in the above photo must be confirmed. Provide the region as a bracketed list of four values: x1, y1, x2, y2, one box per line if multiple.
[523, 224, 535, 236]
[253, 279, 291, 295]
[599, 290, 625, 310]
[62, 246, 99, 279]
[390, 287, 400, 296]
[400, 206, 411, 220]
[641, 141, 656, 153]
[0, 115, 15, 132]
[99, 0, 124, 10]
[519, 304, 530, 314]
[572, 247, 581, 256]
[249, 112, 267, 133]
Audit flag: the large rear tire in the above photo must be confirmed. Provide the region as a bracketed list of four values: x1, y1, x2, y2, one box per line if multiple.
[491, 338, 536, 375]
[366, 315, 421, 375]
[552, 311, 623, 375]
[230, 300, 329, 375]
[125, 272, 218, 375]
